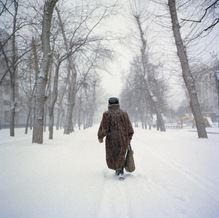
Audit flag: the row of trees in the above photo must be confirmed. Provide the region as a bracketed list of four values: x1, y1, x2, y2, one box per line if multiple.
[1, 0, 218, 142]
[0, 0, 117, 143]
[119, 0, 218, 137]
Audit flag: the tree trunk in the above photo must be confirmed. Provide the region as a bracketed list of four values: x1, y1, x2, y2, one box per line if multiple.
[48, 106, 54, 139]
[56, 95, 65, 130]
[25, 99, 32, 134]
[135, 15, 166, 132]
[55, 83, 67, 130]
[55, 7, 78, 134]
[9, 1, 19, 137]
[10, 81, 16, 136]
[64, 72, 77, 134]
[48, 63, 59, 139]
[32, 0, 58, 144]
[87, 82, 97, 128]
[168, 0, 207, 138]
[78, 96, 82, 130]
[56, 107, 61, 130]
[25, 37, 38, 134]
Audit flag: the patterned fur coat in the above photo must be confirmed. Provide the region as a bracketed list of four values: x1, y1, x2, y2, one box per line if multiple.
[97, 104, 134, 170]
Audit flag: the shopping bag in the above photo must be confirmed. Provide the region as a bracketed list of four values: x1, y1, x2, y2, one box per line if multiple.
[125, 144, 135, 172]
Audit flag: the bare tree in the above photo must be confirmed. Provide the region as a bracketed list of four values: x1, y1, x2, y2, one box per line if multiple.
[19, 37, 38, 134]
[32, 0, 58, 144]
[120, 54, 168, 130]
[55, 6, 77, 134]
[1, 0, 42, 136]
[76, 53, 101, 129]
[47, 16, 79, 139]
[130, 2, 166, 131]
[168, 0, 208, 138]
[54, 2, 117, 134]
[47, 56, 61, 139]
[181, 0, 219, 38]
[0, 1, 19, 136]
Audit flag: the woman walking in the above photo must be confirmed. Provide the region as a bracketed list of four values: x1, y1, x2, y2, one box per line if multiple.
[97, 97, 134, 180]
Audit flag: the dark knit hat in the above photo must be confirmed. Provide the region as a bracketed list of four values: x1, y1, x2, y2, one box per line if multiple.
[108, 97, 119, 105]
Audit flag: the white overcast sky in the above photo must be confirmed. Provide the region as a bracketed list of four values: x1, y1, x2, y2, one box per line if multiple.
[98, 0, 219, 101]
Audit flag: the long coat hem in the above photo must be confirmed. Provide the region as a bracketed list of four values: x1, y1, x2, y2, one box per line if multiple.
[97, 104, 134, 170]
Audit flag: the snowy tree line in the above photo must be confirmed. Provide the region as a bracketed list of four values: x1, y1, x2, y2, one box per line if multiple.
[119, 0, 218, 137]
[0, 0, 218, 142]
[0, 0, 117, 142]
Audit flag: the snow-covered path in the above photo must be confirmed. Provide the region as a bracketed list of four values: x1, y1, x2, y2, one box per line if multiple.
[0, 127, 219, 218]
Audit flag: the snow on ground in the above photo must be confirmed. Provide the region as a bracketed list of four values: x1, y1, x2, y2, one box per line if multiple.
[0, 126, 219, 218]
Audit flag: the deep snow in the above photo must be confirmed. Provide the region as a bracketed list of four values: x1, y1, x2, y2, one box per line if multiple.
[0, 126, 219, 218]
